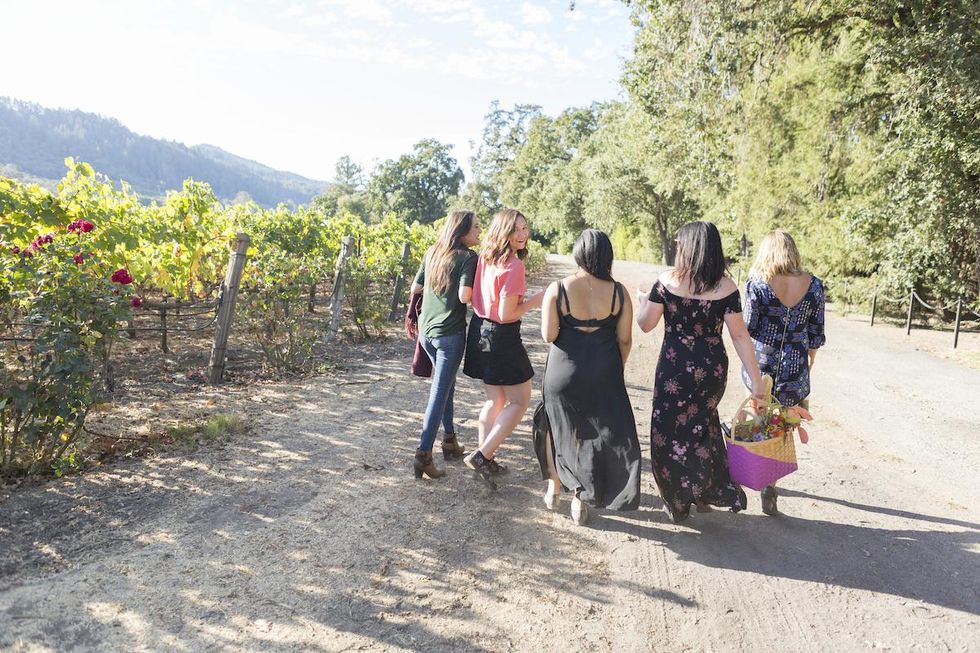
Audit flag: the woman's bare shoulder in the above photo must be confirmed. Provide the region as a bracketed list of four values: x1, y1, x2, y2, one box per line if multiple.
[717, 276, 738, 294]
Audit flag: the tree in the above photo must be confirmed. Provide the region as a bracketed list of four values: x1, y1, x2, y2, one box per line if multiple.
[469, 102, 543, 212]
[367, 139, 465, 224]
[623, 0, 980, 298]
[312, 155, 371, 219]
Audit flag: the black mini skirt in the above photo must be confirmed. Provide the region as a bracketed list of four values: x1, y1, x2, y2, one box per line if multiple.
[463, 315, 534, 386]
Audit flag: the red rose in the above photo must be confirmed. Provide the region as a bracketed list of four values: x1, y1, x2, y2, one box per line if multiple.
[10, 245, 20, 255]
[79, 221, 95, 233]
[73, 253, 85, 265]
[111, 268, 134, 284]
[131, 296, 142, 307]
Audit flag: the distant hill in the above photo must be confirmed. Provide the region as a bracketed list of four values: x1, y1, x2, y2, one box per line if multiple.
[0, 97, 329, 206]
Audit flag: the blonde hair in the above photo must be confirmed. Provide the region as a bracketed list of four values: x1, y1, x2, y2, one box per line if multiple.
[426, 210, 476, 295]
[749, 230, 805, 281]
[480, 208, 527, 265]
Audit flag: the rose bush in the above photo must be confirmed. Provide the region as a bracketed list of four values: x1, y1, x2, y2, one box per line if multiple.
[1, 219, 130, 477]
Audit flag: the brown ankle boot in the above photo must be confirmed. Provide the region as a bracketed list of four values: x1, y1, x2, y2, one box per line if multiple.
[441, 432, 466, 460]
[413, 449, 446, 479]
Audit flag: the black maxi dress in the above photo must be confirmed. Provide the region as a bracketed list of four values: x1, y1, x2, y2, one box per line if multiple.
[648, 281, 746, 521]
[542, 282, 641, 510]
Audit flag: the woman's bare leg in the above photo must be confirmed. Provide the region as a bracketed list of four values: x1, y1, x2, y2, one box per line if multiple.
[544, 430, 560, 494]
[478, 385, 506, 447]
[478, 381, 531, 458]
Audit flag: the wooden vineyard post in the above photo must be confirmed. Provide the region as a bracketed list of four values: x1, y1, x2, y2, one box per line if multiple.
[870, 289, 878, 327]
[207, 233, 250, 384]
[325, 236, 354, 343]
[388, 242, 411, 321]
[953, 297, 963, 349]
[160, 300, 169, 353]
[905, 288, 914, 335]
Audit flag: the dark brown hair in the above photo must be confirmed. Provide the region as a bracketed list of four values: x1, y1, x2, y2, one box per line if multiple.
[674, 221, 726, 295]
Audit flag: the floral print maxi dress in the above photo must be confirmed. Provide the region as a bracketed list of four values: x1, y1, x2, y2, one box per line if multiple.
[648, 281, 746, 520]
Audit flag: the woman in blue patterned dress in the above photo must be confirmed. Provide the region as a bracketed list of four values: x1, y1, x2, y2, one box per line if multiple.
[741, 230, 826, 515]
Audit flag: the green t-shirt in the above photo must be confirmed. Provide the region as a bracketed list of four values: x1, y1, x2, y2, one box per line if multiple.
[414, 248, 478, 338]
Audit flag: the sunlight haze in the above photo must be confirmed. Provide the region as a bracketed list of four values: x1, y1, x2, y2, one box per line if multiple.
[0, 0, 633, 181]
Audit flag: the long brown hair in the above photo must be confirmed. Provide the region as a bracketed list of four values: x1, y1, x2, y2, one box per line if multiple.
[480, 208, 527, 265]
[427, 210, 476, 295]
[674, 221, 726, 295]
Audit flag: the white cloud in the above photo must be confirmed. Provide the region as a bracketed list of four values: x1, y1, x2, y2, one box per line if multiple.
[520, 2, 553, 25]
[317, 0, 394, 24]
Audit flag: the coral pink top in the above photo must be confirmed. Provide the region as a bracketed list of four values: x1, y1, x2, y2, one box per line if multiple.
[472, 254, 526, 323]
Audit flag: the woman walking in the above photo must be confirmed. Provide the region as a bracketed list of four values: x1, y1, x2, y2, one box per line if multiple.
[539, 229, 640, 525]
[637, 221, 766, 523]
[463, 208, 543, 485]
[409, 210, 481, 479]
[742, 229, 826, 515]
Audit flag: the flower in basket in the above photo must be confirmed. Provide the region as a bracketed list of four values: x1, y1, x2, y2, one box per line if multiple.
[734, 403, 813, 444]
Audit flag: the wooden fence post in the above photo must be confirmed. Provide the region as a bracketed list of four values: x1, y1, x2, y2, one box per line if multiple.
[905, 288, 914, 335]
[870, 289, 878, 327]
[207, 233, 250, 384]
[325, 235, 354, 343]
[388, 242, 411, 321]
[953, 297, 963, 349]
[160, 300, 169, 353]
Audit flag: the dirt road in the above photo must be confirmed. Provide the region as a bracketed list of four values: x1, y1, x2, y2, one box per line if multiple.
[1, 256, 977, 652]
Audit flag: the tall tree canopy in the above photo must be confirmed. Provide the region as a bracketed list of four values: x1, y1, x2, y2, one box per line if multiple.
[368, 139, 465, 225]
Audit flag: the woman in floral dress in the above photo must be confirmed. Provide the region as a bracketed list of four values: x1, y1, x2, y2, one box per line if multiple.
[637, 221, 766, 523]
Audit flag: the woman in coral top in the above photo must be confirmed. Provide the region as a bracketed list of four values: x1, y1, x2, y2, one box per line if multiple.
[463, 208, 543, 486]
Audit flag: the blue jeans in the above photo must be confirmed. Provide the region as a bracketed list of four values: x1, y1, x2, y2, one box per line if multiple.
[418, 331, 465, 452]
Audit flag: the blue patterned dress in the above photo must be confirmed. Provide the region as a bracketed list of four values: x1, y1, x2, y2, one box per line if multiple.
[741, 276, 826, 406]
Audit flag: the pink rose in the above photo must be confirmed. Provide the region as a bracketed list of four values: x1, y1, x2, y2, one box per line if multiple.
[73, 253, 85, 265]
[131, 296, 142, 307]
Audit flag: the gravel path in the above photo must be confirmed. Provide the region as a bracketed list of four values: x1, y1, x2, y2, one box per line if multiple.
[1, 255, 977, 652]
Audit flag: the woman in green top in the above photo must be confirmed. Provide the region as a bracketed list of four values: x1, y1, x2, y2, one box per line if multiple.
[409, 210, 481, 479]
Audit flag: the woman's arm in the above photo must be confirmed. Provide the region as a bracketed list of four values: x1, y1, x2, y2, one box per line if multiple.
[636, 289, 664, 333]
[616, 284, 633, 363]
[725, 312, 766, 399]
[499, 289, 544, 323]
[457, 251, 477, 305]
[808, 348, 818, 371]
[540, 282, 559, 342]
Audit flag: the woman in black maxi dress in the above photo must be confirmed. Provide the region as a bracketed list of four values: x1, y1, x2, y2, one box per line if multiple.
[543, 281, 641, 512]
[538, 229, 640, 525]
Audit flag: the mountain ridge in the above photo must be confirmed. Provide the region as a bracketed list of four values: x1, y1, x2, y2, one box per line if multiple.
[0, 97, 329, 206]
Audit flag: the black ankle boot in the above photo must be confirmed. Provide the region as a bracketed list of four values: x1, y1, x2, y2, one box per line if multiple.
[761, 486, 778, 515]
[463, 451, 497, 489]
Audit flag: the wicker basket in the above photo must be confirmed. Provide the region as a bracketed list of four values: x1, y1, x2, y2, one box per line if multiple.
[724, 377, 798, 490]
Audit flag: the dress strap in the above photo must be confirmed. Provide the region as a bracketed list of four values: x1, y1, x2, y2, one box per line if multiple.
[557, 281, 572, 315]
[611, 282, 623, 315]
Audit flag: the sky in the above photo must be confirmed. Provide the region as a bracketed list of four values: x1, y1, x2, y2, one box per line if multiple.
[0, 0, 635, 182]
